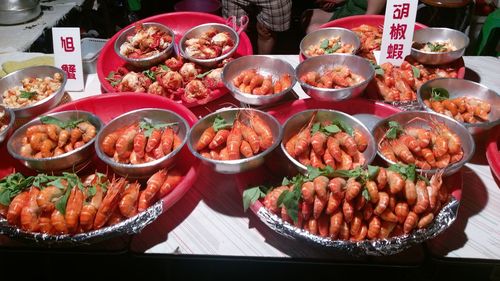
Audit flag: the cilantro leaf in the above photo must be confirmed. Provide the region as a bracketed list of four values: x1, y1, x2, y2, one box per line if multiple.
[139, 119, 178, 137]
[196, 69, 213, 79]
[323, 124, 341, 134]
[40, 116, 85, 129]
[371, 62, 384, 76]
[242, 185, 267, 212]
[386, 120, 403, 140]
[332, 119, 354, 136]
[55, 187, 71, 214]
[427, 42, 444, 52]
[320, 39, 329, 49]
[431, 87, 449, 102]
[142, 69, 156, 82]
[411, 65, 420, 79]
[311, 122, 321, 135]
[212, 115, 232, 132]
[388, 163, 416, 182]
[362, 188, 371, 201]
[20, 90, 36, 99]
[325, 42, 341, 54]
[367, 165, 380, 180]
[159, 64, 170, 71]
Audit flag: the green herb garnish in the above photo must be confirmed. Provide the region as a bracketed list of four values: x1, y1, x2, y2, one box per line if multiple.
[371, 62, 384, 76]
[430, 87, 449, 102]
[411, 65, 420, 79]
[386, 121, 404, 140]
[325, 42, 341, 54]
[40, 116, 85, 129]
[196, 69, 213, 79]
[139, 118, 178, 138]
[19, 90, 36, 99]
[106, 71, 122, 87]
[427, 42, 445, 52]
[388, 163, 417, 182]
[320, 39, 329, 49]
[142, 69, 156, 82]
[212, 115, 233, 132]
[242, 185, 269, 212]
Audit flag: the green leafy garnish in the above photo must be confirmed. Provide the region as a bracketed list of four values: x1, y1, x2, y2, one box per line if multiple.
[40, 116, 85, 129]
[55, 187, 71, 214]
[19, 90, 36, 99]
[106, 71, 122, 87]
[159, 64, 170, 71]
[431, 87, 449, 102]
[386, 121, 404, 140]
[325, 42, 341, 54]
[139, 118, 178, 138]
[333, 119, 354, 136]
[143, 69, 156, 82]
[388, 163, 416, 182]
[242, 185, 268, 212]
[196, 69, 213, 79]
[0, 173, 34, 206]
[367, 165, 380, 180]
[320, 39, 329, 49]
[33, 174, 59, 188]
[427, 42, 445, 52]
[361, 188, 371, 201]
[371, 62, 384, 76]
[212, 115, 232, 132]
[411, 65, 420, 79]
[310, 122, 341, 136]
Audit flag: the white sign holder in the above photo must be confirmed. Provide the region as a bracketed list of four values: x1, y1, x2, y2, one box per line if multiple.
[52, 27, 84, 91]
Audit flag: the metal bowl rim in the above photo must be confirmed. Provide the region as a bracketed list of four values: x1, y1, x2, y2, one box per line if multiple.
[113, 22, 176, 63]
[416, 77, 500, 129]
[373, 110, 475, 174]
[187, 107, 283, 165]
[0, 104, 15, 140]
[94, 107, 189, 169]
[299, 27, 362, 59]
[0, 65, 67, 112]
[7, 110, 103, 162]
[178, 22, 240, 64]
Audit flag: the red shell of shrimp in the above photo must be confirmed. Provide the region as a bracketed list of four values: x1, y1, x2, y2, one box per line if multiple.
[20, 187, 41, 232]
[119, 182, 141, 218]
[94, 177, 127, 229]
[7, 191, 29, 226]
[138, 170, 167, 212]
[65, 187, 84, 233]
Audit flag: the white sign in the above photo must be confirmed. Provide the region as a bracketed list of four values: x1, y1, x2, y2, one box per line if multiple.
[379, 0, 418, 66]
[52, 27, 84, 91]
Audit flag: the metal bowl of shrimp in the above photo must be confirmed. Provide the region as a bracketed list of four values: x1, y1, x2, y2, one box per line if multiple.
[411, 28, 469, 65]
[0, 65, 67, 119]
[295, 54, 374, 102]
[417, 78, 500, 135]
[0, 104, 15, 145]
[222, 55, 296, 106]
[372, 111, 474, 176]
[299, 27, 361, 59]
[7, 110, 103, 173]
[280, 109, 376, 174]
[187, 108, 282, 174]
[114, 22, 175, 68]
[179, 23, 239, 68]
[95, 108, 189, 179]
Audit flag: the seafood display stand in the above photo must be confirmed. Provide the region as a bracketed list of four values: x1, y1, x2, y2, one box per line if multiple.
[0, 13, 499, 278]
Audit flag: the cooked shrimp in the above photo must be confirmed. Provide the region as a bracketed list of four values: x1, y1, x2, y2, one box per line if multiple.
[7, 191, 29, 226]
[413, 180, 430, 214]
[138, 170, 167, 212]
[77, 121, 97, 142]
[94, 177, 127, 229]
[20, 187, 41, 232]
[196, 126, 215, 151]
[65, 187, 84, 233]
[119, 182, 140, 218]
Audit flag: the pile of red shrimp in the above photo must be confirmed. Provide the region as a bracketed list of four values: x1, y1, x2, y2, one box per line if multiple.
[232, 69, 292, 95]
[300, 65, 365, 89]
[0, 170, 181, 235]
[262, 165, 448, 240]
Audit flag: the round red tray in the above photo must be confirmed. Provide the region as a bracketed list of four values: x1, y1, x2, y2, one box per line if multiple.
[97, 12, 254, 108]
[486, 125, 500, 183]
[0, 93, 200, 210]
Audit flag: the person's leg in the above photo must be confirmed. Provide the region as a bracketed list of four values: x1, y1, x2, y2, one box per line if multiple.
[305, 9, 334, 34]
[256, 0, 292, 54]
[221, 0, 248, 20]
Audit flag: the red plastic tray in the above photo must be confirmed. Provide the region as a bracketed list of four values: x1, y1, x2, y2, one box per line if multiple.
[486, 125, 500, 183]
[97, 12, 254, 108]
[0, 93, 200, 211]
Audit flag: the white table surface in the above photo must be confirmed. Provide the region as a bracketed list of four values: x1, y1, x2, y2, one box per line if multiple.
[11, 55, 500, 260]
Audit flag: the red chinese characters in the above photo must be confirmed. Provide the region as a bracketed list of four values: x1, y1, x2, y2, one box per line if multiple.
[386, 43, 403, 59]
[61, 64, 76, 79]
[389, 23, 407, 40]
[393, 3, 410, 19]
[61, 37, 75, 52]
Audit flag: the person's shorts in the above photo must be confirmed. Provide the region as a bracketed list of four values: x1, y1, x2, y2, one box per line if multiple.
[222, 0, 292, 32]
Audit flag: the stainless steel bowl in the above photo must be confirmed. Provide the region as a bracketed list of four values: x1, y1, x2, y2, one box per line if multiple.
[372, 111, 474, 176]
[295, 54, 374, 101]
[187, 108, 282, 174]
[300, 27, 361, 58]
[114, 22, 175, 68]
[0, 0, 41, 25]
[0, 105, 15, 144]
[222, 55, 296, 106]
[411, 28, 469, 65]
[179, 23, 239, 68]
[95, 108, 189, 179]
[281, 109, 376, 174]
[7, 110, 103, 173]
[417, 78, 500, 135]
[0, 66, 67, 119]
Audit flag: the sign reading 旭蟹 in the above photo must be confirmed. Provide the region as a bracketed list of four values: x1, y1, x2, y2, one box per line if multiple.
[379, 0, 418, 66]
[52, 27, 84, 91]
